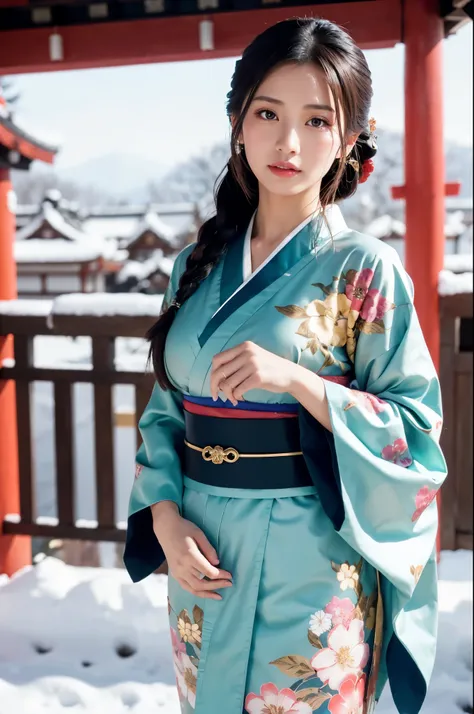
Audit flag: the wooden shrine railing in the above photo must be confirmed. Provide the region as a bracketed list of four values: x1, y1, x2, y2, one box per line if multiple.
[439, 291, 473, 551]
[0, 291, 472, 559]
[0, 307, 155, 546]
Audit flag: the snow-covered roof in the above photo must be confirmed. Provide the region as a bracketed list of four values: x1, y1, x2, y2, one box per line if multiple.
[16, 198, 97, 243]
[81, 216, 139, 242]
[367, 214, 406, 239]
[445, 210, 468, 238]
[14, 239, 104, 264]
[116, 251, 175, 285]
[445, 196, 473, 211]
[368, 212, 469, 241]
[443, 253, 473, 273]
[84, 202, 195, 218]
[14, 237, 124, 264]
[439, 269, 473, 295]
[124, 211, 178, 248]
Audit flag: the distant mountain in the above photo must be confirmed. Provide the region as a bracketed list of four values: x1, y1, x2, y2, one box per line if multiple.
[56, 153, 169, 203]
[14, 133, 472, 212]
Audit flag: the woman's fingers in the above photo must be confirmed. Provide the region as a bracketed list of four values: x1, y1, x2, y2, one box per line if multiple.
[189, 575, 233, 592]
[176, 577, 223, 600]
[210, 353, 248, 401]
[190, 545, 232, 581]
[221, 366, 253, 404]
[191, 528, 220, 566]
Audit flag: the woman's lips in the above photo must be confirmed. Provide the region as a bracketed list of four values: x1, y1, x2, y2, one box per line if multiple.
[268, 163, 302, 178]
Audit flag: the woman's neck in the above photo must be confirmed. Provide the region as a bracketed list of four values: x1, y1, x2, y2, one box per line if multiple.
[252, 185, 321, 245]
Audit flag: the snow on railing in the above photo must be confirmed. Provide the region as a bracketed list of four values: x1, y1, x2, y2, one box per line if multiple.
[0, 293, 164, 318]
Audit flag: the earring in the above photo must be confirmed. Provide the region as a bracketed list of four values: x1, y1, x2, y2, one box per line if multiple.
[236, 141, 244, 154]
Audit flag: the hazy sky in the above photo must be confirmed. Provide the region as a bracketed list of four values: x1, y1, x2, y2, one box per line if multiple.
[12, 23, 473, 171]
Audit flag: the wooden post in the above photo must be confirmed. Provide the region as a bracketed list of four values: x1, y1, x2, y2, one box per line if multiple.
[0, 167, 32, 576]
[404, 0, 445, 560]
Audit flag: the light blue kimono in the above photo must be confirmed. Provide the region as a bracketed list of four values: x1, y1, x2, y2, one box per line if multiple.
[124, 206, 447, 714]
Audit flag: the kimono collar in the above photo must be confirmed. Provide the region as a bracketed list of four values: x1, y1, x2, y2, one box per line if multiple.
[242, 204, 347, 282]
[198, 204, 347, 349]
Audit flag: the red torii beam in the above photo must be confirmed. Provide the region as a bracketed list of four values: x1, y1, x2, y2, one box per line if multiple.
[0, 1, 401, 74]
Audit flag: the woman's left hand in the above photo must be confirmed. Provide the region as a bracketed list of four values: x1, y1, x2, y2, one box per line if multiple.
[210, 341, 299, 405]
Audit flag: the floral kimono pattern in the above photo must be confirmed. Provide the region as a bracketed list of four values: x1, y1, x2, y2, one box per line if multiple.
[124, 206, 447, 714]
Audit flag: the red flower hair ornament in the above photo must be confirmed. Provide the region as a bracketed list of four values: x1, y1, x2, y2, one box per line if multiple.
[359, 158, 375, 184]
[347, 117, 377, 184]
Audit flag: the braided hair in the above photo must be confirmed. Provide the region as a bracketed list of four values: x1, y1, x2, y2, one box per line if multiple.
[148, 17, 377, 390]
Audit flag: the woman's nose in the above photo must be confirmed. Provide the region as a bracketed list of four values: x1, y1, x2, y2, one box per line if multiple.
[276, 126, 300, 155]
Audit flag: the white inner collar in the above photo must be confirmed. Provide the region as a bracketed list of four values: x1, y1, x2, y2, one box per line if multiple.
[212, 204, 347, 319]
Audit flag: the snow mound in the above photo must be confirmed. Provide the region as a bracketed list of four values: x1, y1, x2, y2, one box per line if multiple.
[0, 556, 180, 714]
[0, 551, 472, 713]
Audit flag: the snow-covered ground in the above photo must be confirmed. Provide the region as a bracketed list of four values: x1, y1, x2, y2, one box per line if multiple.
[0, 550, 471, 714]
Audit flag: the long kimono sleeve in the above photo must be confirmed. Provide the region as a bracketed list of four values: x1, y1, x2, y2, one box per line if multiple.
[299, 251, 447, 714]
[123, 245, 194, 583]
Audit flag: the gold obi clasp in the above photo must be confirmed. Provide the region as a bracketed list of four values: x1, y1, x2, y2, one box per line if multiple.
[202, 445, 240, 464]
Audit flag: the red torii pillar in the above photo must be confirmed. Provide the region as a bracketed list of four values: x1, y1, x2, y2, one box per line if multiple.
[395, 0, 456, 559]
[0, 168, 30, 576]
[0, 95, 57, 576]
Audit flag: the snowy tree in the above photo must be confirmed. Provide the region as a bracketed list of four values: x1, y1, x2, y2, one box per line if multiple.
[148, 142, 230, 203]
[12, 168, 119, 209]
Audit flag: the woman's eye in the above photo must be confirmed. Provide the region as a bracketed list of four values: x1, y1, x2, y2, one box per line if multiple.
[257, 109, 277, 121]
[307, 117, 329, 128]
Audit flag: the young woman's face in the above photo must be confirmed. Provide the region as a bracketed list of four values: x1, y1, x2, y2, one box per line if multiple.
[240, 62, 348, 198]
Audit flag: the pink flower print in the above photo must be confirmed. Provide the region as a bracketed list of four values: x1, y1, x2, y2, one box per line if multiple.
[412, 485, 439, 522]
[328, 674, 366, 714]
[325, 597, 356, 629]
[245, 683, 312, 714]
[135, 463, 143, 479]
[311, 619, 369, 691]
[170, 627, 186, 659]
[360, 289, 393, 323]
[174, 651, 197, 708]
[360, 392, 387, 414]
[345, 269, 374, 311]
[382, 438, 413, 467]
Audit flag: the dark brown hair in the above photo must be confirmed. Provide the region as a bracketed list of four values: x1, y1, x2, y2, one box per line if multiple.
[148, 17, 377, 389]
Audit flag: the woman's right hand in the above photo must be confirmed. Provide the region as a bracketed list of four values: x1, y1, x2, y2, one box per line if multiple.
[151, 501, 233, 600]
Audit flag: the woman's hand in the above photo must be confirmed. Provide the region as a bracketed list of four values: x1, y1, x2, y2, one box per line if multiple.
[151, 501, 233, 600]
[210, 341, 299, 405]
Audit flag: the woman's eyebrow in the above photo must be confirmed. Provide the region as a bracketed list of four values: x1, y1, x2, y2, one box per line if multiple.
[253, 95, 334, 112]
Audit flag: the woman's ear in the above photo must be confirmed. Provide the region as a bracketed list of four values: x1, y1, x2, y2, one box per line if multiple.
[336, 133, 359, 160]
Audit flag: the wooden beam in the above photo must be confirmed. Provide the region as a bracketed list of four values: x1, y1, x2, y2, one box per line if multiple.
[0, 1, 401, 75]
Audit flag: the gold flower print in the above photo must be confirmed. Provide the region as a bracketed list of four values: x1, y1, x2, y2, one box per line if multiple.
[275, 290, 357, 371]
[178, 611, 202, 646]
[169, 604, 204, 710]
[335, 562, 361, 592]
[276, 270, 395, 372]
[410, 565, 423, 584]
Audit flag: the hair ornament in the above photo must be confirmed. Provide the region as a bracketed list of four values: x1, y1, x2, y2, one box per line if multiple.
[347, 157, 360, 173]
[359, 158, 375, 184]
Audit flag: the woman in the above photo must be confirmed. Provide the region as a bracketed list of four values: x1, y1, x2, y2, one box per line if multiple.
[124, 17, 446, 714]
